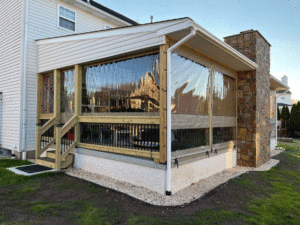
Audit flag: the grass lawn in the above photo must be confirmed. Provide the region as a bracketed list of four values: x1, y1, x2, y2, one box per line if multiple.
[1, 139, 300, 224]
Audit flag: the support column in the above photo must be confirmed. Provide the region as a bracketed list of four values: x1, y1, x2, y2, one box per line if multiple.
[55, 124, 62, 170]
[74, 65, 82, 145]
[36, 73, 43, 159]
[224, 30, 271, 167]
[159, 39, 169, 164]
[54, 69, 61, 169]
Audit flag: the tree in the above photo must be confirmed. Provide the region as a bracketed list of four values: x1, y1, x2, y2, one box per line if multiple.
[291, 103, 300, 134]
[281, 106, 290, 121]
[277, 107, 281, 120]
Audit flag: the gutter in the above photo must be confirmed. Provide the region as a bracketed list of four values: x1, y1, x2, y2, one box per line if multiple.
[166, 28, 196, 196]
[20, 0, 29, 160]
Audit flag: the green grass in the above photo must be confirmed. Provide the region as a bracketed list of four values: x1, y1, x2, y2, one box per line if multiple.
[76, 203, 121, 225]
[2, 140, 300, 225]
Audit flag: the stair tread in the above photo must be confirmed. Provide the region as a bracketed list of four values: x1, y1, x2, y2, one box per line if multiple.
[37, 157, 55, 163]
[47, 150, 74, 155]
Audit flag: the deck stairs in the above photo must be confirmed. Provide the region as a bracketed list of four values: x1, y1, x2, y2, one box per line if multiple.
[36, 115, 77, 170]
[36, 150, 74, 169]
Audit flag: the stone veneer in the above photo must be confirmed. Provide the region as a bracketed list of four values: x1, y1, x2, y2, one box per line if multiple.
[224, 30, 271, 167]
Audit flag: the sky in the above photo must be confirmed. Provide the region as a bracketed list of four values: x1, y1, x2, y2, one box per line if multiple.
[95, 0, 300, 100]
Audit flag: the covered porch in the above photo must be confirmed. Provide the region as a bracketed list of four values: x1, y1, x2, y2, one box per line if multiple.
[35, 18, 257, 194]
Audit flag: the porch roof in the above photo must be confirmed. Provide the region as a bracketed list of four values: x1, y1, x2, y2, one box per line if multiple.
[270, 75, 290, 91]
[36, 18, 257, 73]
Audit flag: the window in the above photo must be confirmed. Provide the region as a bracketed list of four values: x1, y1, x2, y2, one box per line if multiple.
[105, 25, 112, 29]
[281, 96, 285, 100]
[59, 6, 75, 31]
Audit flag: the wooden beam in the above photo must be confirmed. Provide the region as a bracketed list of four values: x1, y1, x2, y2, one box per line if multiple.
[74, 65, 82, 145]
[41, 117, 55, 135]
[35, 125, 42, 160]
[61, 115, 77, 137]
[78, 116, 160, 124]
[39, 114, 54, 120]
[159, 39, 169, 164]
[77, 143, 160, 159]
[54, 69, 61, 125]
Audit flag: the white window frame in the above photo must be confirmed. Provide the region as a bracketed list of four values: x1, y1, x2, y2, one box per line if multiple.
[57, 5, 76, 32]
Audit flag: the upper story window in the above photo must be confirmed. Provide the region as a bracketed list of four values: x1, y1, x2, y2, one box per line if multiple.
[59, 6, 75, 31]
[105, 25, 112, 30]
[281, 96, 285, 100]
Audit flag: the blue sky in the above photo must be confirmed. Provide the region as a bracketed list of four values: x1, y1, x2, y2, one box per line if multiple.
[95, 0, 300, 100]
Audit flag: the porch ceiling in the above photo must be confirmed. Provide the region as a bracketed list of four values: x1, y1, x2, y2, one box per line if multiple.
[168, 28, 257, 71]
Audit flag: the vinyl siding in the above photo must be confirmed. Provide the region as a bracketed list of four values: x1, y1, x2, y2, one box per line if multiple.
[25, 0, 122, 151]
[0, 0, 24, 152]
[37, 31, 165, 72]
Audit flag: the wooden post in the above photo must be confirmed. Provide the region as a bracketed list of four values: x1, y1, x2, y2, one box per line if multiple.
[159, 39, 169, 164]
[54, 70, 61, 124]
[35, 124, 42, 160]
[74, 65, 82, 145]
[55, 125, 62, 170]
[36, 73, 43, 159]
[54, 69, 61, 168]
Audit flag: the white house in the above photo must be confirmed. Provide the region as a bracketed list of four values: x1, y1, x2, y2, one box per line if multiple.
[0, 0, 137, 158]
[277, 75, 292, 112]
[0, 0, 289, 195]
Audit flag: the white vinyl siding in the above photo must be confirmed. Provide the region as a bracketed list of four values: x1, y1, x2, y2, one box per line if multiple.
[37, 31, 165, 72]
[24, 0, 120, 151]
[0, 93, 2, 148]
[0, 0, 24, 152]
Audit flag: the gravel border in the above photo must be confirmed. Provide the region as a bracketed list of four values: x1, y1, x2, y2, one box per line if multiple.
[64, 148, 283, 206]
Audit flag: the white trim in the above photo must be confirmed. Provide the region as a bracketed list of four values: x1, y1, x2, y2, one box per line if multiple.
[105, 24, 113, 30]
[36, 19, 188, 45]
[57, 4, 76, 32]
[70, 0, 132, 26]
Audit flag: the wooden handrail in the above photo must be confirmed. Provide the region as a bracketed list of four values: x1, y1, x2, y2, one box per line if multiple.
[41, 117, 56, 135]
[61, 115, 78, 137]
[61, 142, 76, 161]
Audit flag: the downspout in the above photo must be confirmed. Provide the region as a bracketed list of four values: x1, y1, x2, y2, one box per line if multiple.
[166, 28, 196, 195]
[275, 93, 278, 147]
[20, 0, 29, 160]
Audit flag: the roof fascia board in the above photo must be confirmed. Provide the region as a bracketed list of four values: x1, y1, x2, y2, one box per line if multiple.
[271, 74, 290, 90]
[37, 19, 188, 45]
[156, 19, 193, 36]
[65, 0, 132, 26]
[191, 22, 258, 70]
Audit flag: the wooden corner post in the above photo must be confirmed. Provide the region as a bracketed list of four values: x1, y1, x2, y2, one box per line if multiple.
[159, 38, 169, 164]
[36, 74, 43, 159]
[54, 69, 61, 170]
[74, 65, 82, 145]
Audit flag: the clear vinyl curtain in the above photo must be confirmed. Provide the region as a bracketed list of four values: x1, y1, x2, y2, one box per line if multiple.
[61, 69, 75, 123]
[212, 71, 236, 144]
[82, 54, 160, 114]
[171, 53, 210, 152]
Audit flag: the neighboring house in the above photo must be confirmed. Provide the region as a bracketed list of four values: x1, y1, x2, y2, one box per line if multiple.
[277, 75, 292, 112]
[0, 1, 289, 195]
[0, 0, 137, 158]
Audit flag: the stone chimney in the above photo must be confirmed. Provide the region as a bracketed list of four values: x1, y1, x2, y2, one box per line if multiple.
[224, 30, 271, 167]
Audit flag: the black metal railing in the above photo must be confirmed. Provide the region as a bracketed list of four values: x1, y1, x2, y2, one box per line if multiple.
[61, 126, 75, 156]
[80, 123, 159, 152]
[40, 125, 55, 149]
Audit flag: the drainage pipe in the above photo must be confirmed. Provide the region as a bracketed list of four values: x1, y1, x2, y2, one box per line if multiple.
[20, 0, 29, 160]
[165, 28, 196, 196]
